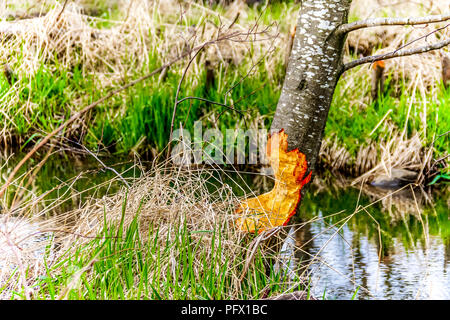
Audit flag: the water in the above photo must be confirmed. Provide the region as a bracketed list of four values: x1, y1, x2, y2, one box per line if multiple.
[293, 182, 450, 300]
[1, 153, 449, 299]
[0, 216, 53, 272]
[297, 213, 450, 299]
[0, 152, 143, 213]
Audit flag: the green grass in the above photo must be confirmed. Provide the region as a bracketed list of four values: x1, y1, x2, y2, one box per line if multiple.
[328, 72, 450, 157]
[9, 198, 304, 300]
[0, 54, 281, 154]
[0, 0, 447, 181]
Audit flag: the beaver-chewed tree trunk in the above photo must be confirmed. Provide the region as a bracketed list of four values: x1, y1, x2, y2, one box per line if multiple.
[270, 0, 351, 175]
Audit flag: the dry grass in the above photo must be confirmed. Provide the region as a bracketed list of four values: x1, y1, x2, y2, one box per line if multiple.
[0, 159, 314, 299]
[0, 215, 54, 299]
[0, 0, 284, 84]
[347, 0, 450, 93]
[352, 128, 426, 184]
[321, 125, 430, 182]
[62, 163, 243, 247]
[323, 0, 450, 178]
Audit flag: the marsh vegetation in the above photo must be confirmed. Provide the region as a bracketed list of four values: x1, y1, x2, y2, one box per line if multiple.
[0, 0, 449, 300]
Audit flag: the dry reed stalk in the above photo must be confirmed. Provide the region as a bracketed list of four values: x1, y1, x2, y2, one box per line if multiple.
[0, 0, 285, 84]
[352, 127, 426, 185]
[0, 214, 55, 299]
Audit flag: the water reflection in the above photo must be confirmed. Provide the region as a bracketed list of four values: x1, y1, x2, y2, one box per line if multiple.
[293, 181, 450, 300]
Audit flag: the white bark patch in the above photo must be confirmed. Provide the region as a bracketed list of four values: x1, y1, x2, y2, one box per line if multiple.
[318, 20, 335, 31]
[312, 9, 328, 18]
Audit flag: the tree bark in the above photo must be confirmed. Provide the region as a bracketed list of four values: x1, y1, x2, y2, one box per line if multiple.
[267, 0, 351, 274]
[270, 0, 351, 174]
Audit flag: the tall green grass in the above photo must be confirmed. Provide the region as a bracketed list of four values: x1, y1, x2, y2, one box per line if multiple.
[22, 200, 303, 300]
[0, 53, 282, 154]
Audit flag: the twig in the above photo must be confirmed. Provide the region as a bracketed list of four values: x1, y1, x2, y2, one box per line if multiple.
[2, 227, 31, 299]
[55, 0, 70, 22]
[10, 143, 56, 209]
[429, 130, 450, 147]
[165, 25, 276, 161]
[178, 96, 248, 131]
[228, 12, 240, 30]
[177, 96, 246, 118]
[78, 144, 131, 188]
[342, 37, 450, 73]
[336, 12, 450, 35]
[239, 227, 281, 282]
[167, 47, 205, 162]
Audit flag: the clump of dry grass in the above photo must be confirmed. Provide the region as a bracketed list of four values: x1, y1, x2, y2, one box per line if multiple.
[0, 0, 284, 84]
[320, 125, 430, 181]
[63, 163, 242, 246]
[0, 214, 55, 299]
[56, 163, 280, 299]
[352, 128, 426, 185]
[0, 160, 311, 299]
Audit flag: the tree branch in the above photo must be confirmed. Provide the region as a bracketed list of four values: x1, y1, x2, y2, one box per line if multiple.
[336, 12, 450, 35]
[341, 38, 450, 73]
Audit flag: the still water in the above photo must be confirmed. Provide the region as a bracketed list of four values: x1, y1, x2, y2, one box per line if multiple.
[292, 182, 450, 300]
[231, 171, 450, 300]
[1, 154, 449, 299]
[297, 211, 450, 299]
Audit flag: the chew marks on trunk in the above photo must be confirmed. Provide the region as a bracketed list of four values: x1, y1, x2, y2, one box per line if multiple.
[236, 130, 311, 233]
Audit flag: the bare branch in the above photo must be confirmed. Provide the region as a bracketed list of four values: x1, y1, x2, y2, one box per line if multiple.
[177, 97, 245, 118]
[55, 0, 70, 22]
[78, 144, 131, 188]
[167, 47, 204, 162]
[342, 38, 450, 73]
[337, 12, 450, 35]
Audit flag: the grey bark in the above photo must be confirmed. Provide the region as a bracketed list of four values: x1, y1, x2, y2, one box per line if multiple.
[270, 0, 352, 173]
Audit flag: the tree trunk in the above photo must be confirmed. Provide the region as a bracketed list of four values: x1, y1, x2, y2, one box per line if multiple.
[267, 0, 352, 269]
[270, 0, 351, 175]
